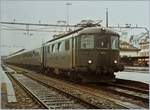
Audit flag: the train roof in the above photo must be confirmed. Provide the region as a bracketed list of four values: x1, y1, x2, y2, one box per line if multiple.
[78, 27, 119, 35]
[44, 27, 84, 44]
[44, 26, 119, 45]
[5, 47, 41, 60]
[5, 49, 27, 59]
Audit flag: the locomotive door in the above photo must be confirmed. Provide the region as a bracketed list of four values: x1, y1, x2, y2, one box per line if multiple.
[96, 36, 110, 66]
[98, 51, 109, 66]
[71, 37, 75, 68]
[41, 45, 46, 69]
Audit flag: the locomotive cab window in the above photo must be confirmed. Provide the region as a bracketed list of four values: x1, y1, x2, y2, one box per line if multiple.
[47, 45, 50, 53]
[111, 36, 119, 50]
[80, 34, 94, 49]
[95, 35, 109, 49]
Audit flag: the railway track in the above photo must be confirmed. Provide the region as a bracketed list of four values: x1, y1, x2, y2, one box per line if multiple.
[108, 82, 149, 102]
[109, 81, 149, 94]
[98, 82, 149, 103]
[5, 65, 148, 109]
[6, 72, 94, 109]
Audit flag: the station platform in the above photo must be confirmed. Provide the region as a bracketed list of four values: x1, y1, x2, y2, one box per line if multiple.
[0, 65, 17, 103]
[124, 66, 149, 72]
[115, 71, 149, 84]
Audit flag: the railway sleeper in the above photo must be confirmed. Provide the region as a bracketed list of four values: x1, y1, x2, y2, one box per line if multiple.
[33, 90, 57, 94]
[39, 96, 68, 101]
[42, 98, 71, 102]
[46, 103, 80, 109]
[34, 92, 58, 96]
[44, 100, 74, 104]
[47, 105, 79, 109]
[45, 103, 75, 107]
[39, 95, 62, 98]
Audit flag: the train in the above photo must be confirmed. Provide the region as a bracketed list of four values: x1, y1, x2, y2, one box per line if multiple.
[4, 25, 124, 82]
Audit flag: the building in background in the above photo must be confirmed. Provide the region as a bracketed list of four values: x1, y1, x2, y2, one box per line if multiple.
[120, 41, 141, 66]
[120, 32, 149, 66]
[120, 41, 140, 57]
[138, 37, 149, 66]
[138, 36, 149, 57]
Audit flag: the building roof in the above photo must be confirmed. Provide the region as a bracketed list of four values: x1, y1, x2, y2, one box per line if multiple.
[120, 41, 141, 51]
[139, 38, 149, 45]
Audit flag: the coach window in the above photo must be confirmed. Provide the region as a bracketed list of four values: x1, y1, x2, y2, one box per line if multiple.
[49, 45, 51, 53]
[65, 40, 70, 51]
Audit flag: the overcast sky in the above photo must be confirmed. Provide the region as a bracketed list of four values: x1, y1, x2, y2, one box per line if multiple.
[0, 0, 150, 56]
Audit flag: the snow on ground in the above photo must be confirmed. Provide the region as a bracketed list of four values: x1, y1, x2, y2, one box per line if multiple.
[115, 71, 150, 84]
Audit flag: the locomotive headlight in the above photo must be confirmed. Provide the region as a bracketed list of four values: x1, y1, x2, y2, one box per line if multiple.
[88, 60, 92, 64]
[114, 60, 117, 64]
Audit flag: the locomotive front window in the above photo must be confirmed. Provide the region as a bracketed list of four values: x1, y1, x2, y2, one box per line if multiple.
[95, 35, 109, 49]
[111, 36, 119, 49]
[80, 35, 94, 49]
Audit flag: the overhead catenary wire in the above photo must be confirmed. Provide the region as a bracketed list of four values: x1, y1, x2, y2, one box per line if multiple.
[1, 28, 65, 33]
[0, 21, 78, 27]
[0, 22, 77, 33]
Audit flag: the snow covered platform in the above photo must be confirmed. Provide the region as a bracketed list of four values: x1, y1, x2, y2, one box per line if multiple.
[115, 71, 149, 84]
[0, 65, 17, 102]
[124, 66, 149, 72]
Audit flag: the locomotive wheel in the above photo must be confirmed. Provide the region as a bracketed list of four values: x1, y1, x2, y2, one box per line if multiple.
[69, 71, 81, 82]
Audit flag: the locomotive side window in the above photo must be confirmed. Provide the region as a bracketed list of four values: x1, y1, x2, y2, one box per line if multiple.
[53, 44, 58, 53]
[95, 36, 109, 49]
[32, 51, 35, 56]
[47, 46, 50, 53]
[52, 44, 54, 52]
[59, 41, 65, 51]
[49, 45, 51, 53]
[58, 42, 61, 51]
[65, 39, 70, 51]
[111, 36, 119, 50]
[80, 34, 94, 49]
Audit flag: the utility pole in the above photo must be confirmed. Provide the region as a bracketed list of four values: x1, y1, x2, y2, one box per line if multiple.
[0, 22, 1, 64]
[66, 2, 72, 31]
[106, 8, 108, 28]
